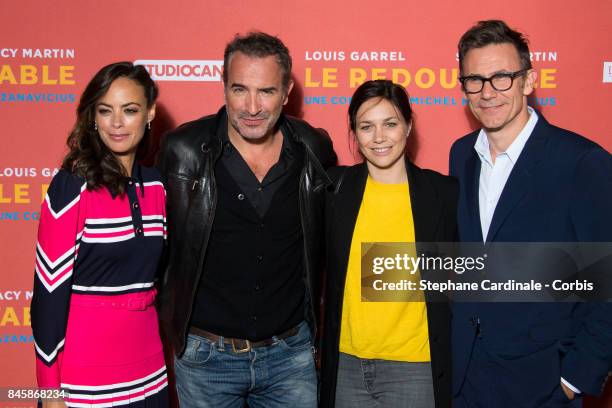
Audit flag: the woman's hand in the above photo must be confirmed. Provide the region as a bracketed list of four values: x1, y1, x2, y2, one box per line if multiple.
[42, 399, 67, 408]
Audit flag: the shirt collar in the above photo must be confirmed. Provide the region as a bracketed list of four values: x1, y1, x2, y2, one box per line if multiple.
[474, 106, 538, 166]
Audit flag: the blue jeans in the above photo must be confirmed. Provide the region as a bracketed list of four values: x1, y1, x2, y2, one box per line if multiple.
[335, 352, 435, 408]
[174, 321, 317, 408]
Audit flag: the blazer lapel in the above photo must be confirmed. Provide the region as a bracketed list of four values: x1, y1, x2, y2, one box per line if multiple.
[331, 164, 368, 289]
[407, 160, 442, 242]
[485, 118, 548, 242]
[464, 150, 484, 242]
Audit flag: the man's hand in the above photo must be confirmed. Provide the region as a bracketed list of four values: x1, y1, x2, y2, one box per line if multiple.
[560, 381, 575, 400]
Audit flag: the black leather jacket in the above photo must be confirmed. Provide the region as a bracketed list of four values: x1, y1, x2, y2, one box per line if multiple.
[157, 107, 337, 355]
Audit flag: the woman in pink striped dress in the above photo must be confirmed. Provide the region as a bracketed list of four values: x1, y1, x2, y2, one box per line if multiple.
[31, 62, 168, 407]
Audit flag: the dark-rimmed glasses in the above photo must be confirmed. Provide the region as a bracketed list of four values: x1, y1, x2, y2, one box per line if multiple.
[459, 69, 528, 94]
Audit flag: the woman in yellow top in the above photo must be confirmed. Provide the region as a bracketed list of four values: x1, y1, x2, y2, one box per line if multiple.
[320, 80, 458, 408]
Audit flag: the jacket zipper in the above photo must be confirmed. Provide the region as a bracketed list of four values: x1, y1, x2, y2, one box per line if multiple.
[180, 142, 220, 354]
[299, 166, 318, 345]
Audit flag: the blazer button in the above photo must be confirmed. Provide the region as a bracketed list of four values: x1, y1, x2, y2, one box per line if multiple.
[237, 193, 245, 200]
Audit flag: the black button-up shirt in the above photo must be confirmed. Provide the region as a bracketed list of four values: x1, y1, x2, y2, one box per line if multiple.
[190, 115, 306, 341]
[220, 128, 295, 218]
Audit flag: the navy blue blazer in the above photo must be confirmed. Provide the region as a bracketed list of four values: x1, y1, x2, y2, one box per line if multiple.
[449, 112, 612, 405]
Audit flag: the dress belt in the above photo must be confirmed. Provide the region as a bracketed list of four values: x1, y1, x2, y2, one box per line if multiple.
[188, 324, 300, 353]
[70, 289, 157, 311]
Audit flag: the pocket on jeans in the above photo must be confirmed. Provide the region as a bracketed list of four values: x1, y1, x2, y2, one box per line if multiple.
[177, 335, 214, 366]
[279, 326, 312, 351]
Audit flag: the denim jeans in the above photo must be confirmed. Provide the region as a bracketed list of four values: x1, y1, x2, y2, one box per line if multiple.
[174, 321, 317, 408]
[334, 352, 435, 408]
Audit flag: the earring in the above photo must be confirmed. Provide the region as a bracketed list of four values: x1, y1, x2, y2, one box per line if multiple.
[94, 122, 98, 131]
[147, 122, 151, 130]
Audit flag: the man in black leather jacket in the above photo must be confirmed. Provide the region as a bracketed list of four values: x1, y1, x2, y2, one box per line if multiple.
[157, 32, 336, 408]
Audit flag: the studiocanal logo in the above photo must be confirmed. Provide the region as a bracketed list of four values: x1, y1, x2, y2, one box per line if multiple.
[0, 47, 77, 103]
[135, 60, 223, 81]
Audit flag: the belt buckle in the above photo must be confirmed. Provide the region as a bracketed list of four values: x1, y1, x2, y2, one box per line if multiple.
[127, 298, 147, 310]
[231, 338, 251, 353]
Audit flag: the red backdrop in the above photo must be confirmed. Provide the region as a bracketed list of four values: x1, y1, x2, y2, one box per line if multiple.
[1, 1, 610, 406]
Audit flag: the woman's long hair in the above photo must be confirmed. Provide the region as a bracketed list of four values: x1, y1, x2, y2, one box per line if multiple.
[62, 62, 158, 196]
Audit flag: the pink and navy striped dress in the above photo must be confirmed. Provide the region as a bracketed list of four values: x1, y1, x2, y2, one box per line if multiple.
[31, 165, 168, 407]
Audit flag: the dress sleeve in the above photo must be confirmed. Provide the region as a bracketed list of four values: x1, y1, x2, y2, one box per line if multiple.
[30, 170, 86, 388]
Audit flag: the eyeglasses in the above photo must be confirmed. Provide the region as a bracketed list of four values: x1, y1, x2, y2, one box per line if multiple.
[459, 69, 528, 94]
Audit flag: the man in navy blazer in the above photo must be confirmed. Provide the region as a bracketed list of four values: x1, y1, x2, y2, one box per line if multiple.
[449, 20, 612, 407]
